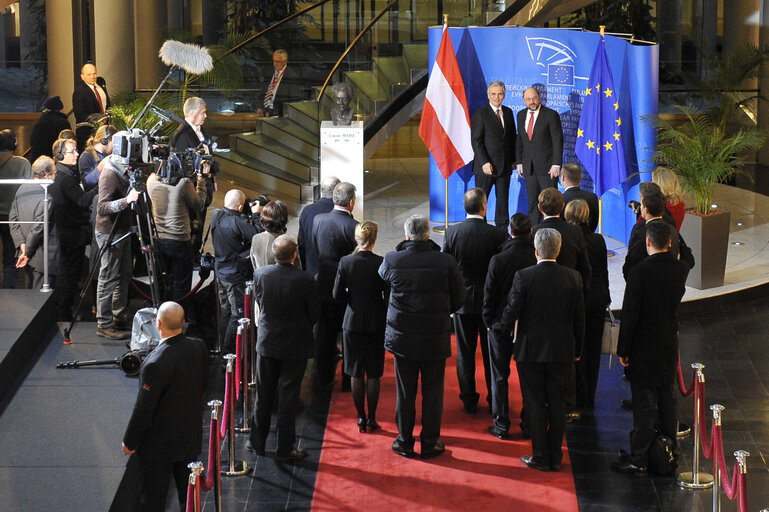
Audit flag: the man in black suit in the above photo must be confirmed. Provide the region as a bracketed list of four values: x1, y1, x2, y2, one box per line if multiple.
[561, 163, 599, 232]
[470, 81, 516, 227]
[298, 175, 340, 274]
[73, 63, 110, 152]
[443, 188, 508, 414]
[257, 49, 300, 117]
[482, 213, 536, 438]
[122, 302, 208, 511]
[612, 222, 690, 474]
[250, 235, 320, 461]
[312, 182, 358, 389]
[516, 86, 563, 225]
[499, 228, 584, 472]
[622, 181, 695, 278]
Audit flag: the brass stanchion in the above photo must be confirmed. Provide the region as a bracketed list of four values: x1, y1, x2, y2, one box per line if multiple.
[187, 461, 203, 512]
[678, 363, 714, 489]
[235, 318, 251, 433]
[245, 280, 257, 387]
[221, 354, 252, 477]
[208, 399, 223, 512]
[710, 404, 724, 512]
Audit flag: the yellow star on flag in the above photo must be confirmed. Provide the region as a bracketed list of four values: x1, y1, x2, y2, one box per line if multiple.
[584, 87, 591, 96]
[595, 83, 601, 94]
[613, 132, 621, 141]
[603, 141, 613, 151]
[614, 102, 619, 110]
[586, 140, 595, 149]
[577, 128, 584, 138]
[615, 117, 622, 127]
[603, 88, 613, 98]
[595, 147, 600, 155]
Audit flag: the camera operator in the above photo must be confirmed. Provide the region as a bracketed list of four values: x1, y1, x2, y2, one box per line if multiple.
[94, 153, 140, 340]
[210, 189, 263, 354]
[146, 155, 208, 301]
[172, 96, 216, 255]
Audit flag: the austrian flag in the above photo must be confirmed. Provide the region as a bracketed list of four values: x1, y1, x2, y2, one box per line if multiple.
[419, 25, 474, 179]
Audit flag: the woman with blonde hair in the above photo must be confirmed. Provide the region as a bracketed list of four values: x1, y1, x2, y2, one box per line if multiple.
[652, 167, 685, 230]
[564, 199, 609, 410]
[333, 220, 387, 432]
[79, 124, 116, 190]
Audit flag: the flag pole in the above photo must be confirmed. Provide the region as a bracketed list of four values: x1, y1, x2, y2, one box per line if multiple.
[433, 13, 450, 235]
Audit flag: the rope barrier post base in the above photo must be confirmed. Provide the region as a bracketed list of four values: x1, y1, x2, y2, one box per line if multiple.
[678, 363, 713, 490]
[677, 421, 692, 439]
[678, 471, 714, 489]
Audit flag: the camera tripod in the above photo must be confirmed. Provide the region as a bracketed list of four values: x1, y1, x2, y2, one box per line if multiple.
[62, 164, 162, 344]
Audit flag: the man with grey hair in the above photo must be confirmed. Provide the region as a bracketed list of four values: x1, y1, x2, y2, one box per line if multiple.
[499, 227, 584, 472]
[312, 181, 358, 389]
[298, 175, 340, 274]
[258, 49, 298, 117]
[378, 214, 465, 459]
[470, 80, 516, 227]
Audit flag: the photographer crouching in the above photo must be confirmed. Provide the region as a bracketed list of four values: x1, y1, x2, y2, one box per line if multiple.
[147, 151, 208, 302]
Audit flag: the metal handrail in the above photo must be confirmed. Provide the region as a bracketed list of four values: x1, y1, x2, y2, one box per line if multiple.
[0, 178, 54, 292]
[316, 0, 400, 102]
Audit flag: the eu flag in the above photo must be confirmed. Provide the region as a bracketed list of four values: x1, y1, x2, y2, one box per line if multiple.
[575, 38, 628, 197]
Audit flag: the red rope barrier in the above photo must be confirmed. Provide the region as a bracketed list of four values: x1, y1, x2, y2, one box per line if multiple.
[244, 289, 252, 323]
[220, 370, 232, 440]
[235, 331, 242, 401]
[201, 415, 219, 492]
[696, 380, 713, 459]
[677, 356, 696, 397]
[129, 277, 205, 304]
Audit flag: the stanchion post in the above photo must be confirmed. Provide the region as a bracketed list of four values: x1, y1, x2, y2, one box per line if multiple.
[710, 404, 724, 512]
[188, 461, 203, 512]
[678, 363, 714, 489]
[245, 280, 256, 387]
[208, 399, 222, 512]
[221, 354, 252, 477]
[235, 318, 251, 433]
[735, 449, 750, 511]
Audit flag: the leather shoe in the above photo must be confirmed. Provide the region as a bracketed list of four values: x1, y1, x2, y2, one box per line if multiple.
[551, 464, 562, 472]
[366, 419, 380, 433]
[391, 440, 415, 458]
[611, 458, 647, 474]
[520, 455, 551, 472]
[275, 448, 307, 462]
[357, 416, 367, 433]
[487, 426, 509, 440]
[421, 440, 445, 459]
[246, 440, 265, 456]
[96, 326, 129, 340]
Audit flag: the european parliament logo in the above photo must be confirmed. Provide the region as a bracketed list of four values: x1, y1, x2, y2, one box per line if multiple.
[548, 64, 574, 86]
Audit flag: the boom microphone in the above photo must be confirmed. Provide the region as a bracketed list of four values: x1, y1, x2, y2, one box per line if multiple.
[159, 40, 213, 75]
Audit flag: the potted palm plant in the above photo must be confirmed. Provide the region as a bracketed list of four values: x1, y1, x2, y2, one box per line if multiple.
[647, 105, 766, 288]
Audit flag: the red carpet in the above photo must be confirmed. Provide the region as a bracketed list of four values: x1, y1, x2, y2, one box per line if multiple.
[311, 337, 579, 511]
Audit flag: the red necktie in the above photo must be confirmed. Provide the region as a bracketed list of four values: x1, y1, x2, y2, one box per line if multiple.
[264, 70, 282, 109]
[496, 108, 503, 127]
[526, 110, 535, 141]
[93, 85, 104, 115]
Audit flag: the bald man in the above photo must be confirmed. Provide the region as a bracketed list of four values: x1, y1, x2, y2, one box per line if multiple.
[122, 302, 208, 511]
[72, 63, 110, 151]
[210, 189, 264, 353]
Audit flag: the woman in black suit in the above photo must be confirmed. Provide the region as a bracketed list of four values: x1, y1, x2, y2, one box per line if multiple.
[332, 221, 387, 432]
[564, 199, 610, 409]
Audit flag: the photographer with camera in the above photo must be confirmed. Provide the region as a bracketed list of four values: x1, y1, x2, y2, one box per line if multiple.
[210, 189, 264, 353]
[147, 154, 208, 302]
[94, 153, 140, 340]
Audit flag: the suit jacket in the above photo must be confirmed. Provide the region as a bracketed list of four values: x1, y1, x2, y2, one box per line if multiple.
[500, 261, 585, 363]
[580, 224, 610, 312]
[533, 216, 591, 294]
[515, 105, 563, 176]
[72, 79, 110, 124]
[482, 236, 537, 331]
[122, 334, 208, 462]
[617, 252, 690, 387]
[172, 122, 209, 152]
[263, 66, 301, 117]
[9, 183, 60, 275]
[622, 215, 695, 279]
[470, 104, 516, 177]
[312, 208, 358, 300]
[298, 196, 334, 275]
[254, 262, 320, 359]
[442, 217, 508, 314]
[333, 251, 387, 334]
[563, 186, 599, 232]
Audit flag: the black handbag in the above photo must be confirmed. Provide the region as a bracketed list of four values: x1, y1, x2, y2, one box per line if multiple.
[648, 432, 677, 476]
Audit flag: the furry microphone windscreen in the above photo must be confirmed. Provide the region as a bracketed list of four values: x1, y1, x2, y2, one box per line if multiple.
[158, 40, 213, 75]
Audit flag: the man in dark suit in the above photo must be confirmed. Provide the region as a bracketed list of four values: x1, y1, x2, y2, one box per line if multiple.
[623, 181, 695, 278]
[470, 81, 516, 227]
[312, 182, 358, 389]
[499, 228, 584, 472]
[612, 222, 690, 474]
[516, 86, 563, 225]
[482, 213, 536, 438]
[72, 63, 110, 152]
[443, 188, 508, 414]
[379, 215, 465, 459]
[250, 235, 320, 461]
[121, 302, 208, 511]
[257, 49, 301, 117]
[298, 175, 339, 274]
[561, 163, 599, 232]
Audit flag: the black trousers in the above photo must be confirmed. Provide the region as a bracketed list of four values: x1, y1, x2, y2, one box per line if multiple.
[137, 452, 193, 512]
[216, 278, 245, 354]
[0, 219, 17, 288]
[517, 361, 569, 467]
[314, 300, 345, 386]
[56, 228, 88, 320]
[453, 313, 492, 408]
[393, 355, 446, 448]
[252, 353, 307, 455]
[157, 238, 193, 302]
[629, 380, 677, 466]
[576, 305, 605, 408]
[475, 172, 511, 227]
[488, 329, 513, 431]
[524, 171, 558, 225]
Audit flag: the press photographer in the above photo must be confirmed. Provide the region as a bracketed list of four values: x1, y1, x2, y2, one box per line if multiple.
[147, 151, 208, 302]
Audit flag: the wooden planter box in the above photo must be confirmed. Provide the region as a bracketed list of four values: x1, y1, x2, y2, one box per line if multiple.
[678, 209, 731, 289]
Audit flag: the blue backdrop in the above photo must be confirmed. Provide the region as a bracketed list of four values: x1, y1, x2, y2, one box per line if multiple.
[426, 27, 659, 243]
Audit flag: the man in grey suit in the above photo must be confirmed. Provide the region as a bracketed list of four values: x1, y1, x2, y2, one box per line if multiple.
[499, 228, 584, 472]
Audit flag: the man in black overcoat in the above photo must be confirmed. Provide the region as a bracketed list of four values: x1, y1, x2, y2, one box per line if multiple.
[561, 163, 599, 232]
[298, 175, 339, 274]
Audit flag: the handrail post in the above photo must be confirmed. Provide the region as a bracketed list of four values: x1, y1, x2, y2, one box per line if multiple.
[41, 183, 51, 292]
[678, 363, 714, 489]
[710, 404, 724, 512]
